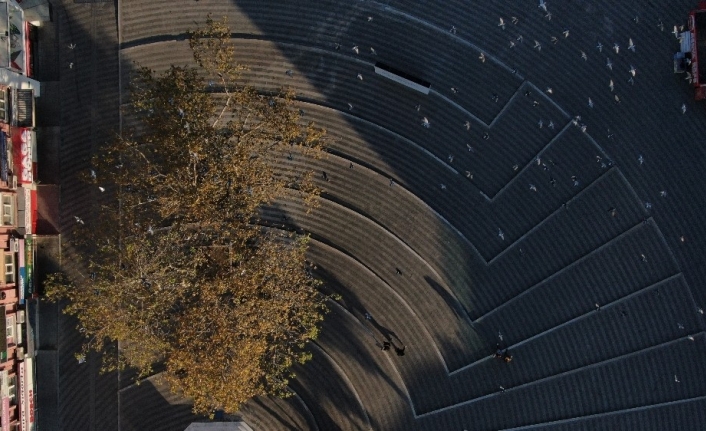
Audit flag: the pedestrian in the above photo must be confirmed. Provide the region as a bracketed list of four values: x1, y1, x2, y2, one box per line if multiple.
[494, 348, 504, 359]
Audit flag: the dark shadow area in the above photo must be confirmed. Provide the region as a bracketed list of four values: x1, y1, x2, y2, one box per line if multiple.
[238, 396, 307, 431]
[119, 379, 207, 431]
[317, 264, 400, 346]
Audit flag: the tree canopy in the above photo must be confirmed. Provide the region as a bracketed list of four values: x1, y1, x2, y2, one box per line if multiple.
[44, 16, 330, 415]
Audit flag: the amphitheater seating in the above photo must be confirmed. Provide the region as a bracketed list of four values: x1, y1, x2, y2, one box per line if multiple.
[44, 0, 706, 430]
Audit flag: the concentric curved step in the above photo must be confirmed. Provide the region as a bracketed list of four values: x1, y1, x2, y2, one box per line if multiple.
[43, 0, 706, 430]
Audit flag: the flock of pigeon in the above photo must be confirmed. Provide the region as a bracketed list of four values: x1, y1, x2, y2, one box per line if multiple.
[294, 0, 695, 224]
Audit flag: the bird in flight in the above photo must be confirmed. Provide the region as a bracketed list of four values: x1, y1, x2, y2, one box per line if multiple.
[421, 117, 430, 127]
[581, 51, 588, 61]
[499, 17, 506, 29]
[563, 29, 569, 38]
[370, 47, 377, 55]
[534, 40, 542, 51]
[629, 65, 637, 76]
[613, 42, 620, 54]
[628, 38, 636, 52]
[74, 216, 85, 225]
[606, 57, 613, 70]
[682, 103, 687, 114]
[539, 0, 548, 12]
[511, 16, 519, 25]
[479, 52, 486, 63]
[609, 79, 614, 92]
[352, 45, 359, 54]
[464, 121, 471, 130]
[596, 41, 603, 52]
[588, 97, 594, 108]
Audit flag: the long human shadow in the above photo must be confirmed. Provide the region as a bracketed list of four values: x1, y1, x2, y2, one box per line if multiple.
[317, 264, 402, 345]
[313, 265, 411, 398]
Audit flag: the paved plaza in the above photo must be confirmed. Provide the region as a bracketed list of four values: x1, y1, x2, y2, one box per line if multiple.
[35, 0, 706, 430]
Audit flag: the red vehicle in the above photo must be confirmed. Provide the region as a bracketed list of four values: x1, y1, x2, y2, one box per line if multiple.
[676, 1, 706, 99]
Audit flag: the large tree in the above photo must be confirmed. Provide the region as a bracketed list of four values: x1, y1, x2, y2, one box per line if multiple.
[44, 17, 330, 415]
